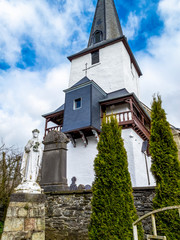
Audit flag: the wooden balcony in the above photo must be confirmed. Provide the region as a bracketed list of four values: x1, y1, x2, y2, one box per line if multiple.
[45, 125, 62, 137]
[106, 110, 150, 140]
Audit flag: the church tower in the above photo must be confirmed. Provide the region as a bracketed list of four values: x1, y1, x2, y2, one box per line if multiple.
[43, 0, 155, 187]
[68, 0, 141, 97]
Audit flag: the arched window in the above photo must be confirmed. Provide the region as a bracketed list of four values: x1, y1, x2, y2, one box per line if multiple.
[93, 30, 103, 44]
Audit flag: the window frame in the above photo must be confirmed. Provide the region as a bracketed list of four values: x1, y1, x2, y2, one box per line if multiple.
[91, 50, 100, 65]
[73, 98, 82, 110]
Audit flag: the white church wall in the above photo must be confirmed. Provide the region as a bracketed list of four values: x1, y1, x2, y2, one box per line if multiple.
[67, 128, 155, 187]
[69, 41, 139, 97]
[122, 129, 155, 187]
[67, 136, 98, 186]
[106, 103, 130, 115]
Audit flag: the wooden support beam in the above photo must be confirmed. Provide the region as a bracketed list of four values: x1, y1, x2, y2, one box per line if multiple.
[79, 131, 88, 147]
[67, 134, 76, 148]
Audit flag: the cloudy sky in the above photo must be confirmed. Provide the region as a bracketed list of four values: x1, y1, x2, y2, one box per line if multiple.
[0, 0, 179, 149]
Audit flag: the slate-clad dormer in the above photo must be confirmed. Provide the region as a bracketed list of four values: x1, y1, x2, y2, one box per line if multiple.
[62, 76, 106, 137]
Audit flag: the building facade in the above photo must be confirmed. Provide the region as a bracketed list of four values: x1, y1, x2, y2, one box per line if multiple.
[42, 0, 155, 187]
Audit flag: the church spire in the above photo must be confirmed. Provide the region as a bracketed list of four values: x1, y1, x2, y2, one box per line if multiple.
[88, 0, 123, 47]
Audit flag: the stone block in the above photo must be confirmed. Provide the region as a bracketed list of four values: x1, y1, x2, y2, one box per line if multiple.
[10, 201, 31, 208]
[1, 232, 14, 240]
[36, 218, 45, 231]
[32, 231, 45, 240]
[18, 207, 28, 217]
[24, 218, 35, 231]
[6, 207, 18, 217]
[4, 217, 24, 232]
[29, 208, 39, 217]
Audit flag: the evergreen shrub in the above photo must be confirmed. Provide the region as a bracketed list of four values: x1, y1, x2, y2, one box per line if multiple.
[89, 116, 143, 240]
[150, 95, 180, 239]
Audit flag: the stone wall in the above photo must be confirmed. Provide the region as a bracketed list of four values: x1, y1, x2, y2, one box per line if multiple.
[45, 187, 155, 240]
[1, 193, 45, 240]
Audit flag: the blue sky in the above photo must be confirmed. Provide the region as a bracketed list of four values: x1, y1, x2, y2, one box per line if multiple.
[0, 0, 179, 148]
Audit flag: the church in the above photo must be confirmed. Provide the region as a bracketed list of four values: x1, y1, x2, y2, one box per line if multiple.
[42, 0, 155, 187]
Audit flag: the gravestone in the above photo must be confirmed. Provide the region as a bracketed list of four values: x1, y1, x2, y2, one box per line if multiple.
[70, 176, 78, 191]
[40, 130, 69, 192]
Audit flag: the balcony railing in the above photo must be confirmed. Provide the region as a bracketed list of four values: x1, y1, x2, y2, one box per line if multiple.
[45, 125, 62, 137]
[105, 111, 150, 140]
[106, 111, 132, 123]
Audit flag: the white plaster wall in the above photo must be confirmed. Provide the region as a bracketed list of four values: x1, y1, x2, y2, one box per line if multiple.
[122, 129, 155, 187]
[69, 41, 140, 97]
[106, 103, 130, 115]
[67, 136, 98, 186]
[67, 128, 155, 187]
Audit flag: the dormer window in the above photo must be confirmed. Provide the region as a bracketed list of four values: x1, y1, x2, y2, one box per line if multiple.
[93, 30, 103, 44]
[74, 98, 82, 110]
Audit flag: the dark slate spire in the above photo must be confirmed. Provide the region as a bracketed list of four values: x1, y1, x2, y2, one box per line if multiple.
[88, 0, 123, 47]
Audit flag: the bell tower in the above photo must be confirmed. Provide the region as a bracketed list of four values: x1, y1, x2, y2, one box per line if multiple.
[68, 0, 142, 97]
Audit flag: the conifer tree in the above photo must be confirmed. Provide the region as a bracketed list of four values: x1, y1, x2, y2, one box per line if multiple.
[150, 95, 180, 239]
[89, 116, 143, 240]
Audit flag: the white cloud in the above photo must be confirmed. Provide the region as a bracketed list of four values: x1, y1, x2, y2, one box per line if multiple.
[138, 0, 180, 127]
[123, 12, 141, 40]
[0, 0, 94, 67]
[0, 0, 95, 148]
[0, 65, 70, 148]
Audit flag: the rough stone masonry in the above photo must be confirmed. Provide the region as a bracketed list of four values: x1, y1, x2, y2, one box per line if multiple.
[1, 193, 45, 240]
[45, 187, 155, 240]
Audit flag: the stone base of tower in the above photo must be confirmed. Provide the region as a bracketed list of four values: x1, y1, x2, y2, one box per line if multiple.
[1, 193, 45, 240]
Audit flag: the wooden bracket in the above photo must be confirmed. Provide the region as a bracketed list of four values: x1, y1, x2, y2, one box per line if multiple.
[92, 129, 99, 142]
[67, 134, 76, 148]
[79, 131, 88, 147]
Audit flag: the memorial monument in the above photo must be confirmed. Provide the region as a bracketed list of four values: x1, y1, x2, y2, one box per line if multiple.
[15, 129, 43, 194]
[1, 130, 45, 240]
[40, 130, 69, 192]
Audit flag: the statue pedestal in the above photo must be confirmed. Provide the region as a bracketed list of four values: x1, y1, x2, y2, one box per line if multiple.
[40, 131, 69, 192]
[15, 181, 43, 194]
[1, 193, 45, 240]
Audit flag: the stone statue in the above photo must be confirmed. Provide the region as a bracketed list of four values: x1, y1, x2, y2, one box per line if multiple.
[15, 129, 43, 194]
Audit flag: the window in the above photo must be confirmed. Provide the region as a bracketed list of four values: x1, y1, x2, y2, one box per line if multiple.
[93, 30, 102, 44]
[91, 50, 99, 65]
[74, 98, 82, 110]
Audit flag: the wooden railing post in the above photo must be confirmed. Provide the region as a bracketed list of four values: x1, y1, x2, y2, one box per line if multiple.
[133, 224, 138, 240]
[132, 206, 180, 240]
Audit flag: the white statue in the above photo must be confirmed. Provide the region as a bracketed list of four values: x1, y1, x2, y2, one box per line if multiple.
[15, 129, 43, 194]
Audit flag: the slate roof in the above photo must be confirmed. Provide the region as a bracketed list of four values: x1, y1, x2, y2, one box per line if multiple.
[99, 89, 151, 120]
[42, 104, 64, 117]
[71, 76, 91, 88]
[88, 0, 123, 47]
[105, 88, 129, 100]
